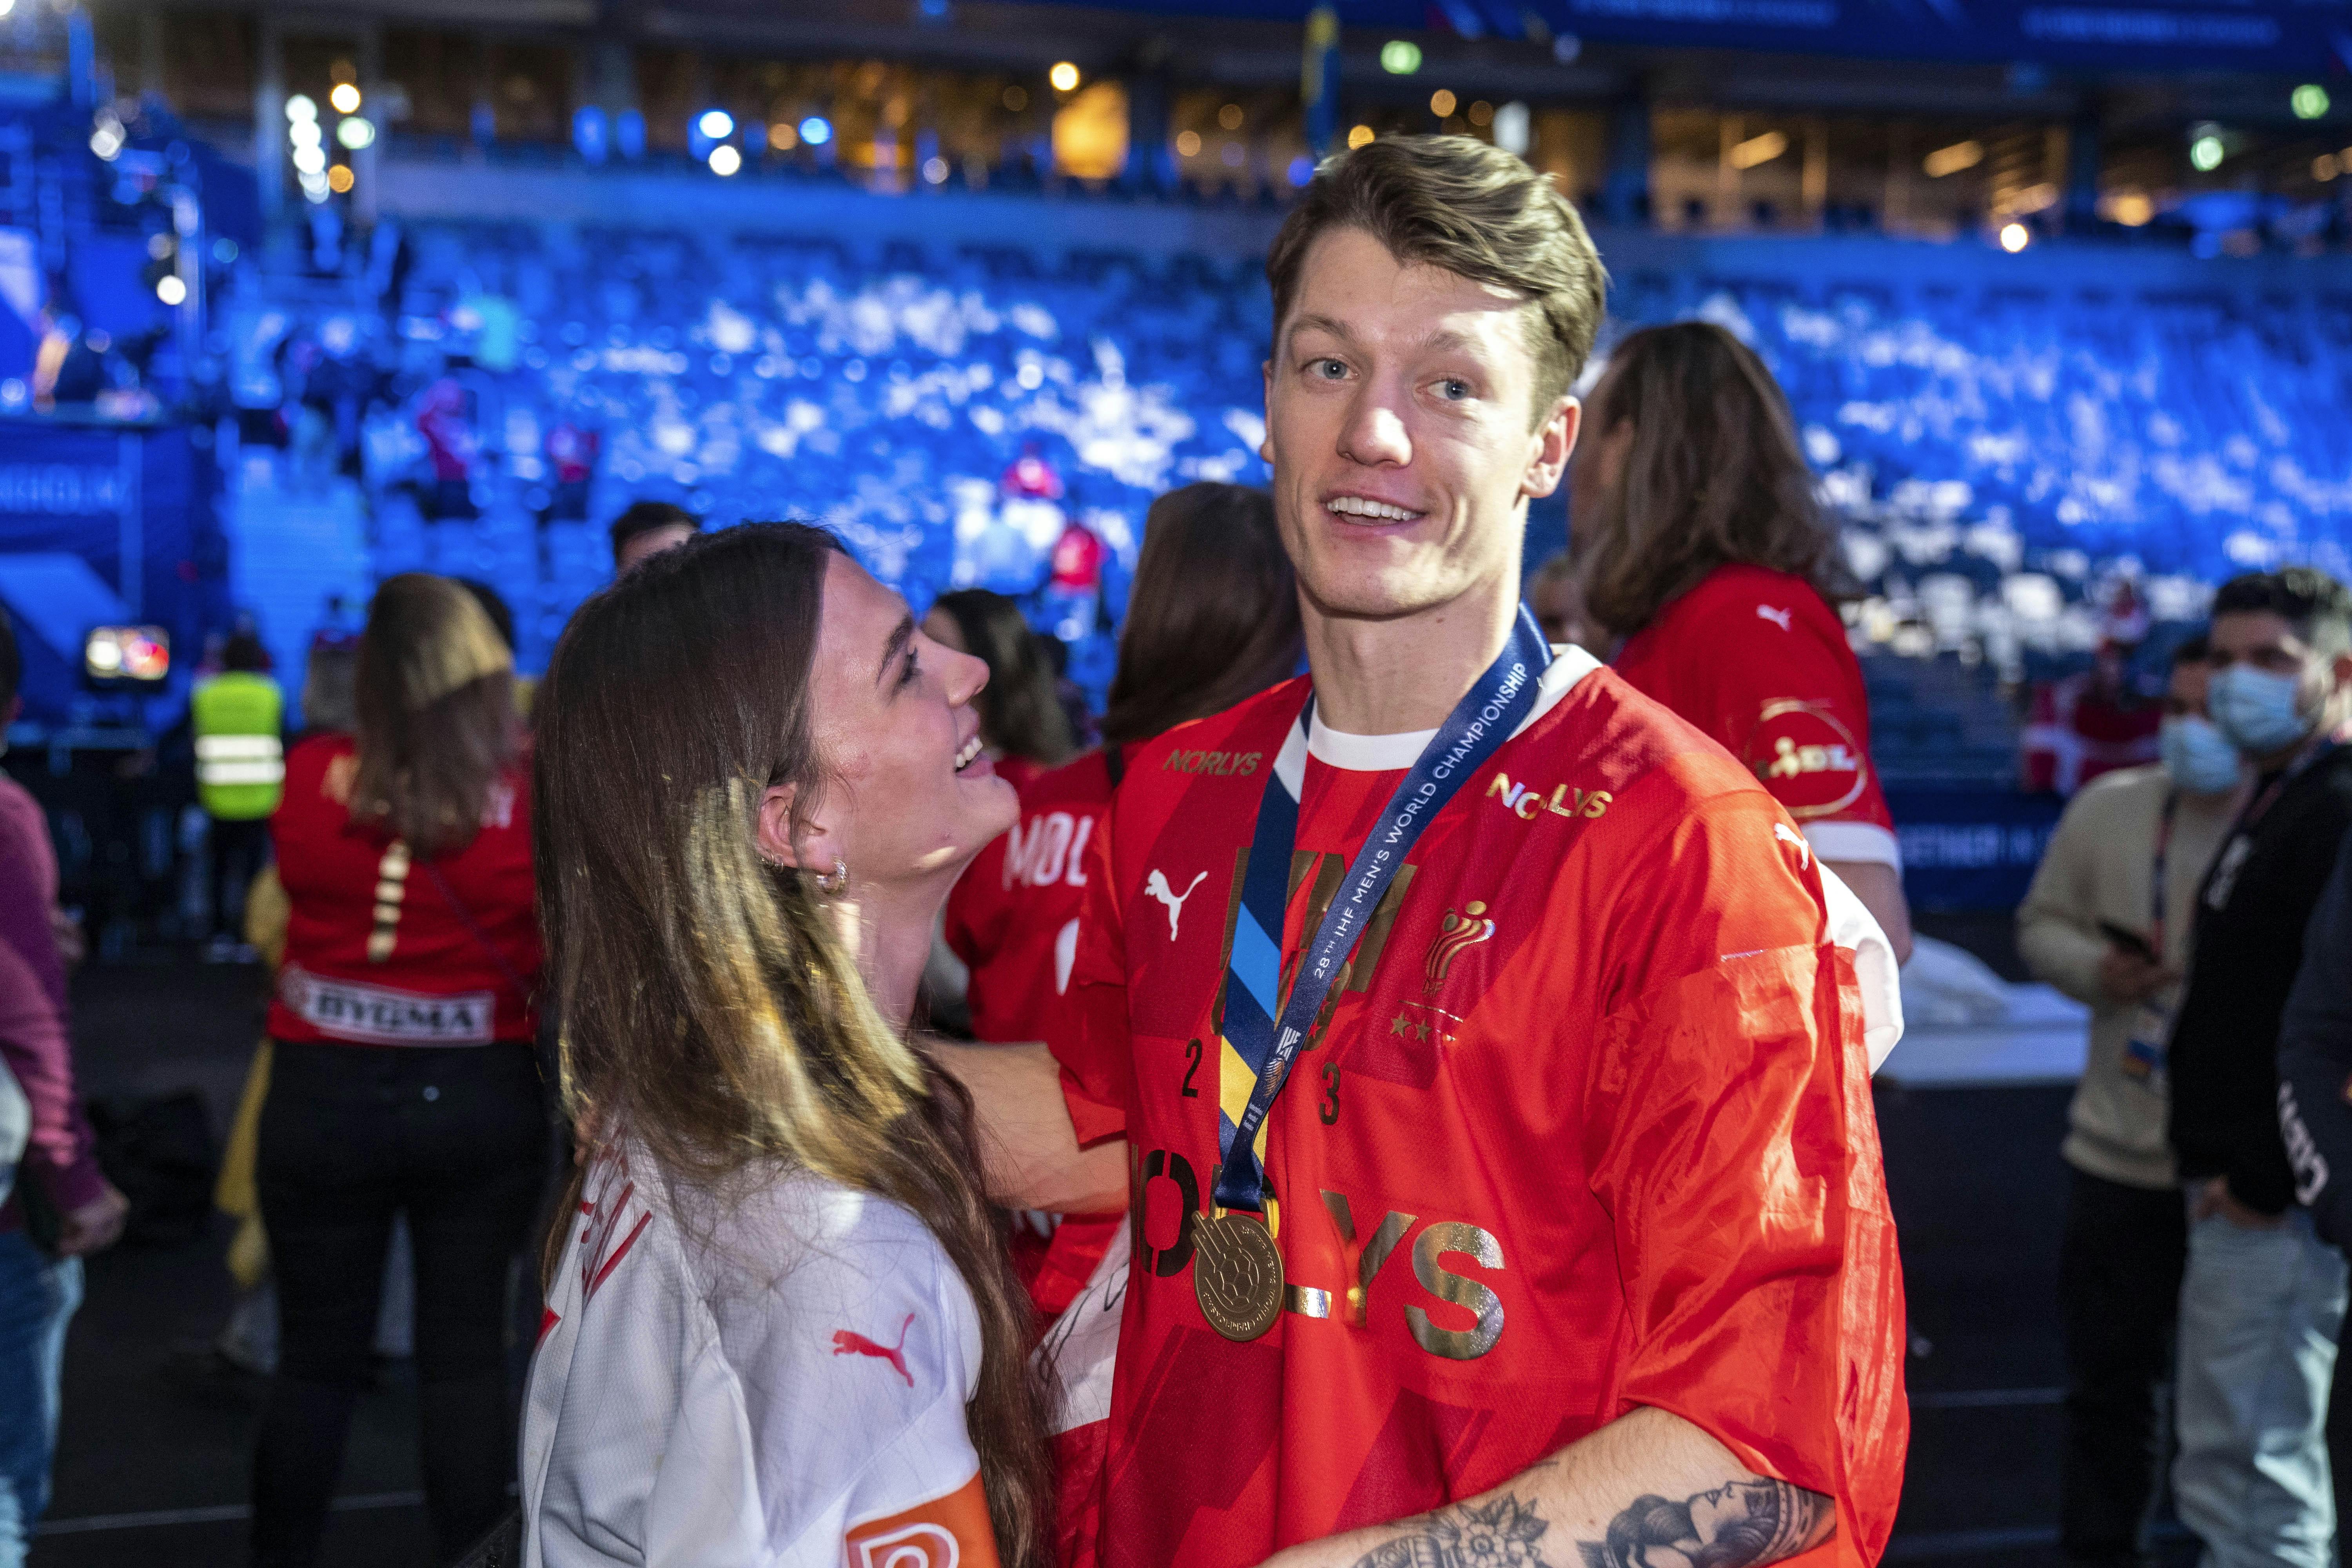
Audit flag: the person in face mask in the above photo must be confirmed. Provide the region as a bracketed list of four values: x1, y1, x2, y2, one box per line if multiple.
[2165, 567, 2352, 1568]
[2017, 633, 2242, 1568]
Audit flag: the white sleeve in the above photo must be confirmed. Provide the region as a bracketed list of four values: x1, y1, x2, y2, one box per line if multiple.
[1804, 819, 1903, 872]
[526, 1149, 768, 1568]
[1818, 862, 1904, 1073]
[701, 1190, 994, 1568]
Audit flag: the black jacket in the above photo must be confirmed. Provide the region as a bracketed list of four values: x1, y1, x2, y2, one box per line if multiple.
[2277, 828, 2352, 1242]
[2168, 743, 2352, 1216]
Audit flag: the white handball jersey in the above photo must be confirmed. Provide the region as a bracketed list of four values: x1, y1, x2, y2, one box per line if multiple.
[523, 1138, 1003, 1568]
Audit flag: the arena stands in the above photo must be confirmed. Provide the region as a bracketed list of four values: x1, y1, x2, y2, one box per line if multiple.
[216, 191, 2351, 807]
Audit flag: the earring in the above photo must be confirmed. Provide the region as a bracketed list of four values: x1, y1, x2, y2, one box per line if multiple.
[815, 856, 849, 897]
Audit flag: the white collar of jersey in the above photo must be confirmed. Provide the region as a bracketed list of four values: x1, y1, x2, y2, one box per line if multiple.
[1284, 644, 1602, 781]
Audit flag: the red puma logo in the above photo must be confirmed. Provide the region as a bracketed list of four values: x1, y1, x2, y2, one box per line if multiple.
[832, 1312, 916, 1387]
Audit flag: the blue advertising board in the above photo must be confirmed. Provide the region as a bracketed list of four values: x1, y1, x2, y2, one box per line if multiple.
[1890, 786, 2065, 913]
[0, 421, 225, 726]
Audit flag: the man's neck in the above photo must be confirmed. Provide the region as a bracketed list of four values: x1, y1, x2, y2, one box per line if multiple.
[1303, 577, 1520, 735]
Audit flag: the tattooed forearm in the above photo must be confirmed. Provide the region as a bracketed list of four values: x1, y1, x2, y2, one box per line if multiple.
[1348, 1496, 1555, 1568]
[1577, 1480, 1835, 1568]
[1341, 1481, 1834, 1568]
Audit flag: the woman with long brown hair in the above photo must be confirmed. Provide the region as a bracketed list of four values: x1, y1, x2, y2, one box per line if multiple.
[522, 523, 1054, 1568]
[1572, 319, 1913, 960]
[924, 588, 1077, 786]
[254, 574, 544, 1568]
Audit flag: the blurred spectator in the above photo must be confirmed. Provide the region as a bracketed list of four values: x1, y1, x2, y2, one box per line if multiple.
[192, 629, 285, 959]
[2016, 634, 2240, 1568]
[0, 608, 127, 1568]
[415, 379, 477, 521]
[2166, 567, 2352, 1566]
[608, 499, 699, 575]
[454, 578, 537, 720]
[1525, 550, 1603, 656]
[1576, 319, 1911, 961]
[924, 588, 1075, 789]
[0, 612, 66, 1017]
[543, 410, 599, 522]
[2023, 599, 2165, 798]
[297, 637, 358, 739]
[252, 575, 546, 1568]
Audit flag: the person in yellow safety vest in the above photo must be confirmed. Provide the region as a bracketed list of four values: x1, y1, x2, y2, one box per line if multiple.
[191, 630, 283, 955]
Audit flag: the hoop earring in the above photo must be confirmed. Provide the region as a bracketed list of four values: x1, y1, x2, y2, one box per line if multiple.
[815, 857, 849, 897]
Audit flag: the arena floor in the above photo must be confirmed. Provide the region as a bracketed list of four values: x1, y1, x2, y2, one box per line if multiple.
[27, 947, 2194, 1568]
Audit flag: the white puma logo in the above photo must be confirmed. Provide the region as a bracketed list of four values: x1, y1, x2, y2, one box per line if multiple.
[1773, 821, 1811, 869]
[1757, 604, 1794, 632]
[1144, 869, 1209, 940]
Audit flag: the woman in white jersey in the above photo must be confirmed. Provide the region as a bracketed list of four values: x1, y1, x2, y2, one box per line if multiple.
[523, 522, 1053, 1568]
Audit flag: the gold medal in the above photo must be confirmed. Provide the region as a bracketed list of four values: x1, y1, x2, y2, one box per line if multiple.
[1191, 1208, 1283, 1341]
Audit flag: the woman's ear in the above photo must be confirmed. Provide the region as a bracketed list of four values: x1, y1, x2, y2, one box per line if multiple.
[756, 782, 804, 869]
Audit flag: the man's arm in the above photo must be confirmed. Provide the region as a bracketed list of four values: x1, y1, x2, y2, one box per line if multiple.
[1267, 1407, 1831, 1568]
[933, 1040, 1127, 1215]
[2279, 830, 2352, 1243]
[2012, 791, 2115, 1007]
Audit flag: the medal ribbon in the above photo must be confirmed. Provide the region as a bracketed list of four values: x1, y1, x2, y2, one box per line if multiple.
[1210, 605, 1553, 1213]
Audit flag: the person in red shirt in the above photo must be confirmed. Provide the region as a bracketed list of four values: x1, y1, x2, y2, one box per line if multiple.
[1573, 321, 1912, 962]
[254, 574, 546, 1568]
[948, 483, 1301, 1328]
[944, 136, 1905, 1568]
[2020, 604, 2163, 799]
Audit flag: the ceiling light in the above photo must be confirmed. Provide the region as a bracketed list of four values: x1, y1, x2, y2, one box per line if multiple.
[1730, 130, 1787, 169]
[1923, 140, 1983, 178]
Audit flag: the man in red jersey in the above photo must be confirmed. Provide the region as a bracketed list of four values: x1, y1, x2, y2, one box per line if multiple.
[945, 135, 1905, 1568]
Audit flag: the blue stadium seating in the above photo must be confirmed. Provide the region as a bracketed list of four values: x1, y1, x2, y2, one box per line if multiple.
[222, 211, 2352, 781]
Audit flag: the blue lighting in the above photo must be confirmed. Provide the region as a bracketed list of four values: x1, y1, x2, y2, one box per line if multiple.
[799, 116, 833, 147]
[697, 109, 734, 141]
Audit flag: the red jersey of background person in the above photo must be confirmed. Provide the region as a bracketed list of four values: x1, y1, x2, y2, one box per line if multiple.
[416, 379, 475, 483]
[266, 734, 540, 1047]
[1004, 448, 1065, 501]
[1051, 653, 1907, 1568]
[946, 748, 1127, 1318]
[2018, 588, 2163, 795]
[545, 419, 599, 485]
[1613, 563, 1899, 867]
[1049, 522, 1106, 592]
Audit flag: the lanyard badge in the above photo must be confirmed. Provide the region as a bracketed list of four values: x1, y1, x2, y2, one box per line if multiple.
[1190, 606, 1553, 1342]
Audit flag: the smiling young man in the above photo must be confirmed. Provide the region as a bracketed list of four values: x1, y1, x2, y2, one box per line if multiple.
[946, 136, 1905, 1568]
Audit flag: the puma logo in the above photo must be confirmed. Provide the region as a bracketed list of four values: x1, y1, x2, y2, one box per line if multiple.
[832, 1312, 915, 1387]
[1757, 604, 1794, 633]
[1773, 821, 1811, 869]
[1144, 869, 1209, 940]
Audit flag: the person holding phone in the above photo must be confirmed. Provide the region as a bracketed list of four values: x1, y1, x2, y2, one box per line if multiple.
[2017, 633, 2241, 1568]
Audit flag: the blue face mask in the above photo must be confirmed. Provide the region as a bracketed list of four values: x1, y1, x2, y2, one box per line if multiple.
[2208, 664, 2317, 758]
[2160, 715, 2243, 795]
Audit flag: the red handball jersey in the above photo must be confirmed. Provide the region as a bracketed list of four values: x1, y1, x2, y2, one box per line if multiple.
[267, 735, 541, 1047]
[949, 750, 1116, 1044]
[1613, 564, 1899, 871]
[949, 749, 1129, 1320]
[1051, 649, 1907, 1568]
